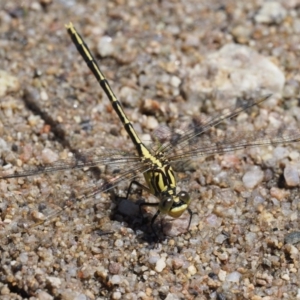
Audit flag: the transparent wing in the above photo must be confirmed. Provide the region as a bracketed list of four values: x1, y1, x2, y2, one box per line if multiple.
[158, 95, 270, 156]
[154, 95, 300, 162]
[76, 162, 151, 200]
[168, 126, 300, 162]
[0, 147, 142, 179]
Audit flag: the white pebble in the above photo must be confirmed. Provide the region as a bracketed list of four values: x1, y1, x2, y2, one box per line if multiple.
[170, 75, 181, 88]
[41, 148, 59, 164]
[245, 232, 257, 244]
[37, 291, 54, 300]
[255, 2, 287, 24]
[19, 252, 28, 264]
[46, 276, 61, 288]
[112, 291, 122, 300]
[111, 275, 121, 285]
[215, 234, 228, 244]
[74, 295, 87, 300]
[188, 265, 197, 276]
[0, 70, 20, 97]
[284, 164, 300, 187]
[148, 251, 160, 265]
[242, 167, 264, 189]
[281, 273, 290, 281]
[218, 269, 227, 281]
[155, 257, 166, 272]
[273, 146, 289, 160]
[226, 271, 241, 283]
[40, 89, 49, 101]
[97, 36, 114, 57]
[145, 116, 158, 130]
[114, 239, 124, 248]
[0, 138, 8, 151]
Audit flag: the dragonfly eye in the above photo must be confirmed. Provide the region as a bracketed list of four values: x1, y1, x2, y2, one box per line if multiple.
[159, 196, 174, 213]
[178, 191, 190, 204]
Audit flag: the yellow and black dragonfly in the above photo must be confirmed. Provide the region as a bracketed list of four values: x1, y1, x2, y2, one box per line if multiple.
[1, 23, 300, 236]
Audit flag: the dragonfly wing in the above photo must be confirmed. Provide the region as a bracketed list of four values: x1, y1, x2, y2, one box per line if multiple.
[0, 147, 141, 179]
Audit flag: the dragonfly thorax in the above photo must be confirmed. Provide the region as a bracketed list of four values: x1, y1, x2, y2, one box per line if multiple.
[143, 161, 191, 218]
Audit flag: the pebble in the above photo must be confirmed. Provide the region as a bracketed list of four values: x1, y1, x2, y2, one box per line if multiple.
[40, 89, 49, 101]
[112, 291, 122, 300]
[218, 269, 227, 281]
[1, 285, 10, 295]
[189, 43, 285, 98]
[284, 164, 300, 187]
[119, 86, 139, 107]
[46, 276, 61, 289]
[148, 252, 160, 265]
[0, 138, 8, 151]
[215, 233, 228, 244]
[172, 257, 184, 270]
[281, 273, 290, 281]
[111, 275, 121, 285]
[19, 252, 28, 263]
[0, 70, 20, 97]
[226, 271, 241, 283]
[41, 148, 59, 164]
[205, 214, 222, 228]
[165, 293, 180, 300]
[270, 187, 288, 201]
[255, 2, 287, 24]
[170, 75, 181, 88]
[188, 264, 197, 276]
[114, 239, 124, 248]
[143, 115, 158, 130]
[285, 231, 300, 245]
[97, 36, 114, 57]
[259, 211, 275, 225]
[245, 232, 257, 245]
[231, 25, 252, 44]
[155, 257, 166, 273]
[37, 291, 54, 300]
[242, 167, 264, 189]
[273, 146, 290, 160]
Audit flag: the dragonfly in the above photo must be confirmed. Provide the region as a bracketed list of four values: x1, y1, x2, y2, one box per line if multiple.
[1, 22, 300, 237]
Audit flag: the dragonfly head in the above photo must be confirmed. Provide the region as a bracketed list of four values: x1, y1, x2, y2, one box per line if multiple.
[159, 191, 191, 218]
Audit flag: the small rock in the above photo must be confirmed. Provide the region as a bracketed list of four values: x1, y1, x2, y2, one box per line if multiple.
[226, 271, 241, 283]
[97, 36, 114, 57]
[170, 75, 181, 88]
[218, 269, 227, 281]
[284, 164, 300, 187]
[242, 167, 264, 189]
[112, 291, 122, 300]
[281, 273, 290, 281]
[231, 25, 252, 44]
[155, 257, 166, 272]
[188, 264, 197, 276]
[1, 285, 10, 295]
[36, 291, 54, 300]
[255, 2, 287, 24]
[46, 276, 61, 289]
[285, 231, 300, 245]
[41, 148, 59, 164]
[0, 70, 20, 97]
[110, 275, 121, 285]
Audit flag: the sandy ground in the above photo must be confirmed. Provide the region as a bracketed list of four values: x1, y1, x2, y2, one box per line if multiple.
[0, 0, 300, 299]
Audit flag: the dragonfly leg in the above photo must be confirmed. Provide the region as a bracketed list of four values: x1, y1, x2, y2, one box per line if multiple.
[139, 202, 160, 238]
[125, 180, 150, 199]
[187, 208, 193, 231]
